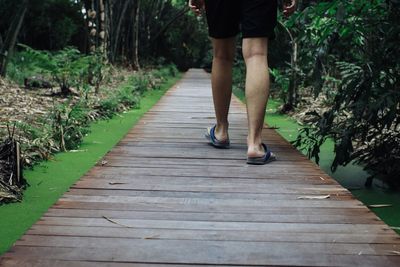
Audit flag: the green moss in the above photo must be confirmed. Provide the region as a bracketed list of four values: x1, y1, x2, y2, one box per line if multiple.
[0, 74, 181, 255]
[235, 91, 400, 234]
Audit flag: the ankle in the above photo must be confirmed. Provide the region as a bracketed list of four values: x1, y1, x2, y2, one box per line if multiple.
[247, 136, 262, 148]
[216, 122, 229, 132]
[214, 123, 229, 140]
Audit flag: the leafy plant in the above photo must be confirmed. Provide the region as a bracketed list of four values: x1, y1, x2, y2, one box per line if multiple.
[270, 68, 290, 103]
[50, 47, 90, 95]
[9, 45, 106, 95]
[291, 0, 400, 188]
[49, 100, 91, 151]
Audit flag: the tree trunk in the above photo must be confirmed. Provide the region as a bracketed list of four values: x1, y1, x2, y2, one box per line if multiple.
[278, 20, 299, 112]
[132, 0, 140, 70]
[287, 40, 298, 109]
[0, 0, 29, 77]
[88, 0, 97, 52]
[110, 0, 131, 63]
[98, 0, 106, 54]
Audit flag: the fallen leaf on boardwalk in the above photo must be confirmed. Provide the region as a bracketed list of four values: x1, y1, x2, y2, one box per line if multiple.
[109, 182, 127, 185]
[144, 235, 160, 239]
[368, 204, 392, 208]
[102, 216, 134, 228]
[297, 195, 330, 200]
[101, 160, 108, 166]
[389, 251, 400, 255]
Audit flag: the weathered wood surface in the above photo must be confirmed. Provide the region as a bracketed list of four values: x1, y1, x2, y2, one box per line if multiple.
[1, 69, 399, 266]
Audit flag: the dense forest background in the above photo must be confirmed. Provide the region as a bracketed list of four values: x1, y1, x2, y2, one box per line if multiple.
[0, 0, 210, 71]
[0, 0, 399, 202]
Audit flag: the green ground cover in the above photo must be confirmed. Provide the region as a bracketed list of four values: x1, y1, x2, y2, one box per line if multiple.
[233, 89, 400, 234]
[0, 74, 181, 255]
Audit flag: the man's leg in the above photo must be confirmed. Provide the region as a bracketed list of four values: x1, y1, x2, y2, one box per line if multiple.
[242, 37, 270, 157]
[210, 37, 236, 141]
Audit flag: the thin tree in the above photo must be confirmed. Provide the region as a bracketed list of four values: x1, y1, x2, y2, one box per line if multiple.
[0, 0, 29, 76]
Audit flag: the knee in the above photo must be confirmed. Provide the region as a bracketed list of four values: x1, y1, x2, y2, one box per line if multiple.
[242, 48, 267, 62]
[242, 39, 268, 62]
[212, 37, 236, 63]
[213, 49, 235, 63]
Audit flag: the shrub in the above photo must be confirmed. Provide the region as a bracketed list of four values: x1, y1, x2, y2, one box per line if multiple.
[290, 0, 400, 188]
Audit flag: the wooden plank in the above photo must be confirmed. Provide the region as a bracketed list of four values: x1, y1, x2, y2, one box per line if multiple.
[54, 200, 371, 214]
[64, 188, 353, 198]
[57, 195, 360, 209]
[12, 236, 400, 256]
[81, 167, 333, 180]
[97, 156, 319, 168]
[71, 181, 349, 195]
[27, 225, 399, 244]
[3, 245, 400, 266]
[43, 208, 381, 224]
[0, 258, 239, 267]
[34, 217, 393, 234]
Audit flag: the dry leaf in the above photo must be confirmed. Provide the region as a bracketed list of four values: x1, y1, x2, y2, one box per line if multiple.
[389, 251, 400, 255]
[144, 235, 160, 239]
[102, 216, 134, 228]
[298, 195, 331, 200]
[101, 160, 108, 166]
[368, 204, 392, 208]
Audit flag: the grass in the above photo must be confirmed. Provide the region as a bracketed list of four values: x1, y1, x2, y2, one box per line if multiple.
[0, 73, 182, 255]
[233, 89, 400, 234]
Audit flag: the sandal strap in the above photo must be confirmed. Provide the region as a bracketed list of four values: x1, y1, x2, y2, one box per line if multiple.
[261, 143, 272, 160]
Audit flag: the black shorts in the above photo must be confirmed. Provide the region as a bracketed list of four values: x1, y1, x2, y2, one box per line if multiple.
[204, 0, 278, 39]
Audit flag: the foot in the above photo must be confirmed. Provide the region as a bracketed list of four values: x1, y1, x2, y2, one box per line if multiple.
[247, 143, 265, 158]
[247, 143, 276, 165]
[205, 125, 230, 149]
[212, 124, 229, 142]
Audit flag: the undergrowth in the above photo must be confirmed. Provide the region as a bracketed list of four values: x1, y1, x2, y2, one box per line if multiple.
[1, 64, 179, 190]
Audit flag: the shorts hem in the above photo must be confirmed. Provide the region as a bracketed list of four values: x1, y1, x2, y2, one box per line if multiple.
[242, 31, 276, 40]
[209, 32, 239, 39]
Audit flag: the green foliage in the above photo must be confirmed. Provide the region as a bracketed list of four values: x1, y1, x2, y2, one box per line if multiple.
[7, 44, 54, 84]
[270, 68, 290, 102]
[139, 1, 210, 70]
[49, 47, 90, 93]
[96, 66, 178, 119]
[20, 0, 84, 50]
[289, 0, 400, 188]
[8, 45, 107, 94]
[232, 61, 245, 91]
[49, 100, 91, 151]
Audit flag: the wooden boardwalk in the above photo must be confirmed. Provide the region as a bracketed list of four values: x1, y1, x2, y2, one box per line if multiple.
[1, 69, 400, 266]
